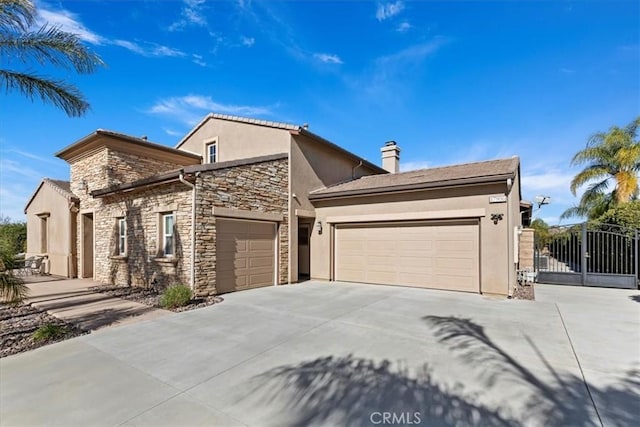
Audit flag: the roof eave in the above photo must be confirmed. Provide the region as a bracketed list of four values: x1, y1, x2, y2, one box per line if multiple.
[291, 129, 388, 175]
[309, 173, 515, 201]
[56, 130, 202, 162]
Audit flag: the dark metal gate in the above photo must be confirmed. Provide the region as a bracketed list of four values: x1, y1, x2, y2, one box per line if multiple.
[535, 222, 639, 289]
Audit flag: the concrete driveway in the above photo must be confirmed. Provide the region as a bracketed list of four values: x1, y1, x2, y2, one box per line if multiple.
[1, 281, 638, 426]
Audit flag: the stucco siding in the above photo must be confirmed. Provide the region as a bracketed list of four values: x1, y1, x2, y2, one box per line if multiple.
[25, 184, 74, 277]
[178, 118, 291, 161]
[311, 182, 515, 296]
[289, 134, 381, 281]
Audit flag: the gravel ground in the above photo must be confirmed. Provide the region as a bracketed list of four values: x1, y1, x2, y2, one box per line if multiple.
[512, 283, 535, 300]
[89, 285, 223, 312]
[0, 304, 86, 358]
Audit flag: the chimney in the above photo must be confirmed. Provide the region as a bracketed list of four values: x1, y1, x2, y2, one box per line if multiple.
[381, 140, 400, 173]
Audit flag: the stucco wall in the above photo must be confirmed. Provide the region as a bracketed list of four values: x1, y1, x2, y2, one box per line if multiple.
[194, 158, 289, 295]
[310, 182, 517, 296]
[96, 183, 192, 288]
[288, 134, 382, 281]
[25, 183, 75, 277]
[178, 118, 291, 161]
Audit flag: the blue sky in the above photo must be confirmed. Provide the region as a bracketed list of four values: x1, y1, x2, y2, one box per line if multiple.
[1, 0, 638, 223]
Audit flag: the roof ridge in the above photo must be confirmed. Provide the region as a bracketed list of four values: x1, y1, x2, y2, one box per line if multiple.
[396, 156, 519, 176]
[44, 178, 78, 201]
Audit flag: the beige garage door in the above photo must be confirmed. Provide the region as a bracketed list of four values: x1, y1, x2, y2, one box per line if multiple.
[216, 218, 276, 294]
[335, 221, 479, 293]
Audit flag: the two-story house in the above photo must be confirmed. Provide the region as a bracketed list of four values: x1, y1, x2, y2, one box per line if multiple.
[25, 113, 525, 297]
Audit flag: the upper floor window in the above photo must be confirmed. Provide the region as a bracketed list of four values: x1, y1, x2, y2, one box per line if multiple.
[117, 218, 126, 255]
[207, 141, 217, 163]
[162, 213, 175, 256]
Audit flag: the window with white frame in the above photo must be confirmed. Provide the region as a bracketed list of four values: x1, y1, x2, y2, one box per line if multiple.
[117, 217, 126, 255]
[206, 140, 217, 163]
[161, 213, 175, 256]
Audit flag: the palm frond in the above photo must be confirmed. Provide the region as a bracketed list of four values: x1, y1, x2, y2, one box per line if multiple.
[0, 69, 89, 116]
[569, 165, 609, 195]
[0, 0, 34, 33]
[0, 25, 104, 73]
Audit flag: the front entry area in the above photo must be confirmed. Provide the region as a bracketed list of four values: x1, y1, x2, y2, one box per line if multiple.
[216, 218, 277, 294]
[334, 220, 480, 293]
[81, 213, 94, 279]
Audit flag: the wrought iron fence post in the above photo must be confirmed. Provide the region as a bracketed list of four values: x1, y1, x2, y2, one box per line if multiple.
[633, 228, 640, 285]
[581, 222, 587, 286]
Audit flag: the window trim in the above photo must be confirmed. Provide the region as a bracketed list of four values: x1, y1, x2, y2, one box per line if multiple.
[117, 217, 126, 256]
[161, 212, 175, 257]
[204, 137, 218, 163]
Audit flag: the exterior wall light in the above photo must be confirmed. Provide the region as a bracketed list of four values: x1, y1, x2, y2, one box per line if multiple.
[316, 221, 323, 235]
[490, 213, 504, 224]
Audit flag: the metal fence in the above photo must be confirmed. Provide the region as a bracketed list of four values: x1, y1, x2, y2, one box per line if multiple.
[535, 222, 639, 289]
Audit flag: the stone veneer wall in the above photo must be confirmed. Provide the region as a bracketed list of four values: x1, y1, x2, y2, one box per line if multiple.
[70, 147, 191, 280]
[519, 228, 535, 270]
[194, 158, 289, 296]
[97, 183, 192, 288]
[106, 149, 184, 185]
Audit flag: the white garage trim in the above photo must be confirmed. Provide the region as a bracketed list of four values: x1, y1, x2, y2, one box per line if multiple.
[325, 208, 486, 224]
[212, 206, 283, 222]
[333, 220, 480, 293]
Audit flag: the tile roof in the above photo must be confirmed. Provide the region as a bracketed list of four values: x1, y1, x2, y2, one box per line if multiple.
[24, 178, 78, 213]
[310, 157, 520, 199]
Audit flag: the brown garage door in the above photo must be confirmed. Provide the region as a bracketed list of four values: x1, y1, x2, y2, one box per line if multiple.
[216, 218, 276, 294]
[335, 221, 480, 293]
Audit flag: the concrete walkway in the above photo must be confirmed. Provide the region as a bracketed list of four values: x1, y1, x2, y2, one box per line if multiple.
[25, 278, 170, 331]
[2, 281, 638, 426]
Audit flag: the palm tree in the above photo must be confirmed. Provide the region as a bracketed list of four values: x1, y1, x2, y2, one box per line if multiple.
[0, 0, 104, 117]
[562, 117, 640, 220]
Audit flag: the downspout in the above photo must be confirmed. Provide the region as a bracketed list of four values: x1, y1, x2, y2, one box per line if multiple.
[179, 171, 199, 292]
[352, 160, 363, 179]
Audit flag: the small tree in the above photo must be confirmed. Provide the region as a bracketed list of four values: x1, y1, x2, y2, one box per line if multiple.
[0, 217, 28, 304]
[595, 200, 640, 231]
[562, 117, 640, 220]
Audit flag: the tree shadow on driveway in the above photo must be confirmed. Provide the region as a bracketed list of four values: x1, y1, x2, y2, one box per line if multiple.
[249, 317, 639, 426]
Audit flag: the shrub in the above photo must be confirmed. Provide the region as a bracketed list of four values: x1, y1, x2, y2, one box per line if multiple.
[32, 323, 68, 342]
[0, 270, 28, 305]
[160, 284, 192, 309]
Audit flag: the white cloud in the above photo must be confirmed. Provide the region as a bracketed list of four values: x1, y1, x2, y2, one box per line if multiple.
[376, 1, 405, 21]
[314, 53, 343, 64]
[112, 40, 185, 58]
[560, 67, 576, 74]
[163, 128, 183, 137]
[396, 21, 412, 32]
[242, 36, 255, 47]
[400, 160, 431, 172]
[37, 7, 104, 44]
[147, 95, 273, 125]
[169, 0, 208, 31]
[37, 4, 187, 59]
[192, 54, 207, 67]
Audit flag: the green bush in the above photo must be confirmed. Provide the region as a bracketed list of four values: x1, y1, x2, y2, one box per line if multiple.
[32, 323, 68, 341]
[0, 218, 26, 270]
[160, 284, 192, 309]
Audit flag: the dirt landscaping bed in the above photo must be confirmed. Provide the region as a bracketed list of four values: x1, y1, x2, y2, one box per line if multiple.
[1, 304, 86, 358]
[89, 285, 223, 312]
[512, 283, 535, 300]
